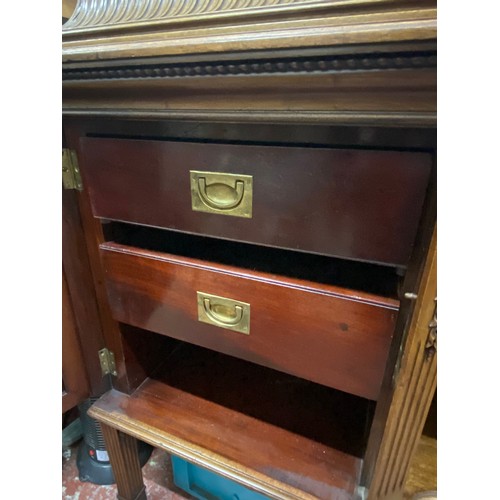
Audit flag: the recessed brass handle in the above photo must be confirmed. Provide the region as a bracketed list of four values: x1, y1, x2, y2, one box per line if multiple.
[197, 292, 250, 335]
[203, 298, 244, 326]
[197, 177, 245, 210]
[190, 171, 253, 218]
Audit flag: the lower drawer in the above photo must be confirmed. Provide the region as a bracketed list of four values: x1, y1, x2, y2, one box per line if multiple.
[100, 242, 399, 400]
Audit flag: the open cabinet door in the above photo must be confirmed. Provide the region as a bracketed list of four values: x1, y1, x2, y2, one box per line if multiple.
[364, 227, 437, 500]
[62, 183, 110, 412]
[62, 269, 89, 413]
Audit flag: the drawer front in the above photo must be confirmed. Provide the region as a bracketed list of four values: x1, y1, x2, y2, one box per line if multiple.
[100, 243, 399, 400]
[81, 137, 431, 266]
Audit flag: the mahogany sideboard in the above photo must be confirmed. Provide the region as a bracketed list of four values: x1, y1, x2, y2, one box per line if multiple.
[62, 1, 437, 499]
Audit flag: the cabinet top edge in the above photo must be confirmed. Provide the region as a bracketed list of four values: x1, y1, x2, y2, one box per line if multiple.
[62, 0, 436, 64]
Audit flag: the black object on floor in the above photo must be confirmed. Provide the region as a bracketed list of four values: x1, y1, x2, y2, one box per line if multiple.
[77, 397, 153, 485]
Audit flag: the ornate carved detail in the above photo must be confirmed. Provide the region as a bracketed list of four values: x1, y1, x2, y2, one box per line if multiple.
[62, 52, 436, 81]
[64, 0, 332, 31]
[425, 297, 437, 359]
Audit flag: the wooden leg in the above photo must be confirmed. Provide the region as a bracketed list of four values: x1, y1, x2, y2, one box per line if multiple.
[100, 423, 147, 500]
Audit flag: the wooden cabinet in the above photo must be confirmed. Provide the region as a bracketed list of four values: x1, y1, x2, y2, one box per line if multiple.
[62, 1, 437, 499]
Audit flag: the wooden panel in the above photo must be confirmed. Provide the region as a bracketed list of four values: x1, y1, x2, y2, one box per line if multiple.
[100, 242, 399, 400]
[61, 118, 438, 151]
[62, 185, 108, 395]
[63, 68, 436, 126]
[120, 324, 182, 393]
[364, 228, 437, 499]
[80, 137, 431, 266]
[62, 270, 90, 413]
[359, 154, 436, 487]
[89, 343, 368, 500]
[153, 342, 373, 459]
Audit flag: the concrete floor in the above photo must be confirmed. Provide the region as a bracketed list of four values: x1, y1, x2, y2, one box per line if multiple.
[62, 442, 192, 500]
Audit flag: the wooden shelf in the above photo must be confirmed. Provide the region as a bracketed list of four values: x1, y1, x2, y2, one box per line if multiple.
[89, 343, 369, 499]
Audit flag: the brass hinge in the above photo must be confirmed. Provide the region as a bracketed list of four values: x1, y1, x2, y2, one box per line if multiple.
[355, 485, 368, 500]
[98, 348, 117, 377]
[62, 148, 83, 191]
[392, 296, 438, 386]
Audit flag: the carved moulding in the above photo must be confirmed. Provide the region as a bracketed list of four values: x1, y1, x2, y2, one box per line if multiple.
[63, 51, 436, 81]
[64, 0, 330, 31]
[62, 0, 437, 127]
[63, 0, 437, 63]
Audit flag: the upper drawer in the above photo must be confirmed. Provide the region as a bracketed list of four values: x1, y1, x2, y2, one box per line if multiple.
[79, 137, 431, 266]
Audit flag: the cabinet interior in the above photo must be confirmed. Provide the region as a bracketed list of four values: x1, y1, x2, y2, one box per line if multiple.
[124, 325, 375, 457]
[103, 221, 401, 299]
[112, 324, 374, 497]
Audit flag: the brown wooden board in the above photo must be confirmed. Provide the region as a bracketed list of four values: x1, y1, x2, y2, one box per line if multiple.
[364, 229, 437, 499]
[62, 270, 90, 412]
[62, 187, 109, 395]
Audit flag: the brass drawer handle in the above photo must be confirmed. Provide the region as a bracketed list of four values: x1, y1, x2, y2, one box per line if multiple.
[190, 171, 253, 218]
[197, 292, 250, 335]
[203, 299, 244, 326]
[198, 177, 245, 210]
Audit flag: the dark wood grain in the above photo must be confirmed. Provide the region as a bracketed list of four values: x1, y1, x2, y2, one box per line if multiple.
[127, 384, 358, 500]
[151, 341, 374, 459]
[100, 424, 147, 500]
[62, 117, 437, 151]
[100, 242, 399, 400]
[80, 137, 431, 266]
[62, 270, 90, 412]
[120, 324, 181, 393]
[62, 186, 108, 395]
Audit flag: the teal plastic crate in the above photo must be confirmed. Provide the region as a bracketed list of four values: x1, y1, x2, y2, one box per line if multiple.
[171, 455, 269, 500]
